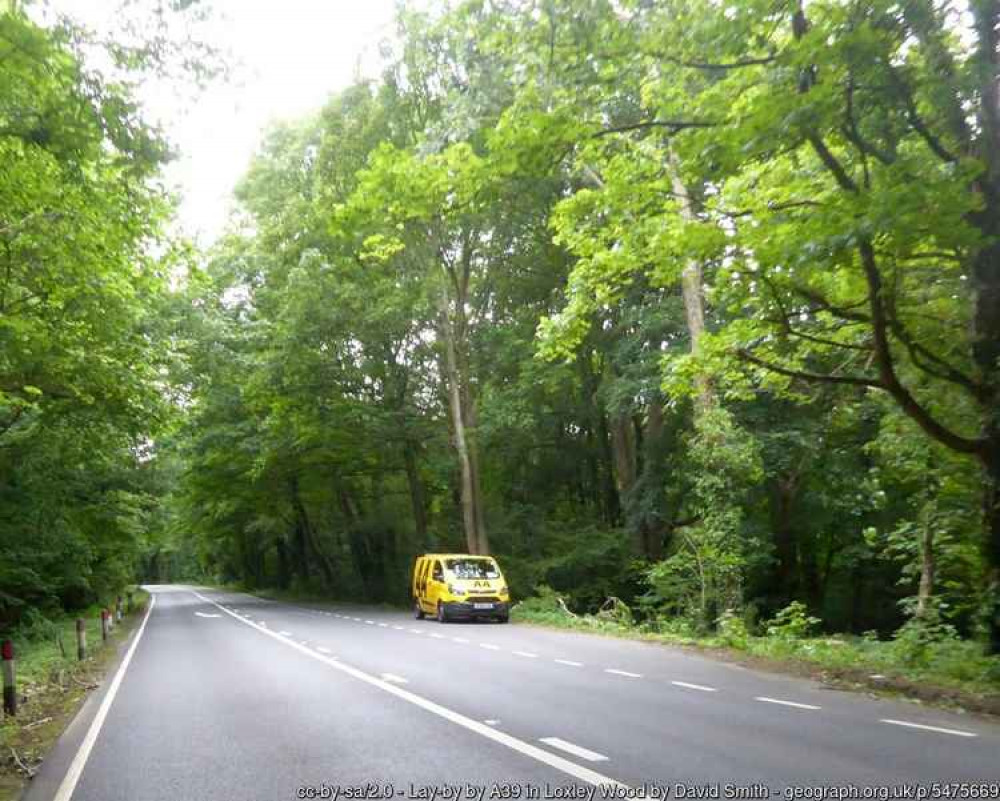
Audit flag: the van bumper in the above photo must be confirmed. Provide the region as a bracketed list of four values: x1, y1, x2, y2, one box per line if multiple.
[444, 600, 509, 619]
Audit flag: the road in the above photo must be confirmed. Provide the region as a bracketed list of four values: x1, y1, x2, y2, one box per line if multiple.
[24, 585, 1000, 801]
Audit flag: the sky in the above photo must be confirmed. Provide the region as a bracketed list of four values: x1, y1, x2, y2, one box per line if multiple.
[41, 0, 401, 244]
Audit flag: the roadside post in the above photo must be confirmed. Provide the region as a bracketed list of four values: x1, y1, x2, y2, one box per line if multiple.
[101, 609, 109, 641]
[116, 596, 123, 623]
[127, 590, 134, 613]
[76, 618, 87, 661]
[2, 639, 16, 716]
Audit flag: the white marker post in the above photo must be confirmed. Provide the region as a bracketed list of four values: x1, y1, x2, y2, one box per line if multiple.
[115, 596, 123, 623]
[2, 639, 16, 717]
[76, 618, 87, 661]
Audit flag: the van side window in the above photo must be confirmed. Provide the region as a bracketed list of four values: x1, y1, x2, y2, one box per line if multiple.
[432, 561, 443, 582]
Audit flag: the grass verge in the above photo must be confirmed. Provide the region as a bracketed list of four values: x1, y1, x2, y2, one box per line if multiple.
[0, 589, 150, 801]
[511, 605, 1000, 717]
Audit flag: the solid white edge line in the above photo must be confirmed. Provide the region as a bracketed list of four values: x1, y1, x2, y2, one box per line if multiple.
[672, 681, 717, 693]
[53, 594, 157, 801]
[514, 651, 538, 658]
[755, 696, 821, 710]
[540, 737, 609, 762]
[479, 643, 500, 650]
[190, 590, 628, 788]
[880, 718, 977, 737]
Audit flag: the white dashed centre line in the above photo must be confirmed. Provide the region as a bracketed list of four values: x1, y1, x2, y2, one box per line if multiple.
[279, 631, 293, 636]
[514, 651, 538, 658]
[755, 697, 821, 710]
[430, 633, 445, 639]
[452, 637, 469, 644]
[378, 623, 389, 628]
[880, 719, 977, 737]
[410, 628, 424, 634]
[392, 625, 405, 631]
[380, 673, 408, 684]
[484, 719, 500, 726]
[316, 646, 333, 654]
[672, 681, 717, 693]
[480, 643, 500, 650]
[540, 737, 609, 762]
[605, 669, 642, 679]
[364, 620, 375, 625]
[555, 659, 583, 667]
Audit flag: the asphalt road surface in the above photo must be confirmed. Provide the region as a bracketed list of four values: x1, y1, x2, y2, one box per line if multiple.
[24, 585, 1000, 801]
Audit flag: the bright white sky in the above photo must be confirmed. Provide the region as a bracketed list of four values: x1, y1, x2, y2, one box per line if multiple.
[40, 0, 401, 244]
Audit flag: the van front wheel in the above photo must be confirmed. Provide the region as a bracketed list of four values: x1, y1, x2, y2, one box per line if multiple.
[437, 602, 449, 623]
[414, 599, 425, 620]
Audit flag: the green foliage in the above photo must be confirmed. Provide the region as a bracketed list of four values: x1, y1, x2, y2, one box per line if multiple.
[765, 601, 822, 640]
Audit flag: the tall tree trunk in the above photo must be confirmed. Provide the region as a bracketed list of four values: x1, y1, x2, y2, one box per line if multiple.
[290, 476, 335, 587]
[771, 476, 799, 604]
[638, 396, 668, 560]
[609, 412, 637, 503]
[667, 146, 714, 414]
[439, 288, 488, 554]
[275, 537, 291, 590]
[403, 439, 428, 546]
[971, 0, 1000, 654]
[916, 522, 936, 618]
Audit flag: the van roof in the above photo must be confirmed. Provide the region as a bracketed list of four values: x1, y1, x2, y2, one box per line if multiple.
[417, 553, 497, 560]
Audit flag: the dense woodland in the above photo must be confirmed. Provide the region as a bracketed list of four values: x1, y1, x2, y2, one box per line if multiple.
[2, 0, 1000, 658]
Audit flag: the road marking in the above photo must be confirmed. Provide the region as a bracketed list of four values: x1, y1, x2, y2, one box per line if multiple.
[880, 719, 977, 737]
[352, 617, 362, 622]
[279, 630, 293, 637]
[555, 659, 583, 667]
[316, 646, 333, 654]
[410, 628, 424, 634]
[540, 737, 609, 762]
[430, 633, 445, 639]
[52, 594, 157, 801]
[392, 625, 405, 631]
[514, 651, 538, 658]
[605, 669, 642, 678]
[672, 681, 717, 693]
[194, 612, 221, 618]
[380, 673, 408, 684]
[484, 719, 500, 726]
[480, 643, 500, 650]
[755, 697, 821, 710]
[259, 621, 268, 628]
[365, 620, 375, 625]
[452, 637, 469, 643]
[191, 590, 628, 789]
[378, 623, 389, 628]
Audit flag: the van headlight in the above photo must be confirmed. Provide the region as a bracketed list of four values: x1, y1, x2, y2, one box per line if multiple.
[448, 584, 464, 596]
[499, 585, 509, 596]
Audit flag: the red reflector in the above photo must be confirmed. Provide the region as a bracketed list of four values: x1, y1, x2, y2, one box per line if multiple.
[1, 640, 12, 660]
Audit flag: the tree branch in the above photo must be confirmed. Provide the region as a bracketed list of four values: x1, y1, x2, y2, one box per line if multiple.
[858, 237, 985, 456]
[736, 347, 882, 388]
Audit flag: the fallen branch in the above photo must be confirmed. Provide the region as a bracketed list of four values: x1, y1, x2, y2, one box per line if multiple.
[556, 597, 578, 618]
[10, 747, 38, 778]
[24, 716, 52, 730]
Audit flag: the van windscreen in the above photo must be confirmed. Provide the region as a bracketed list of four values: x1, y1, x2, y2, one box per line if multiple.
[446, 559, 499, 579]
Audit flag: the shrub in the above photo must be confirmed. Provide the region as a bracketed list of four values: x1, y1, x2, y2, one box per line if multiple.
[716, 608, 748, 649]
[765, 601, 821, 640]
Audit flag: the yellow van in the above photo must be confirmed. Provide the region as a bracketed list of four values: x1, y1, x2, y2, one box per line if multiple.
[412, 553, 510, 623]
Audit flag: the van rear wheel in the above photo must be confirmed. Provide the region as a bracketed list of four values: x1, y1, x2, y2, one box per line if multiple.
[437, 602, 449, 623]
[414, 599, 425, 620]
